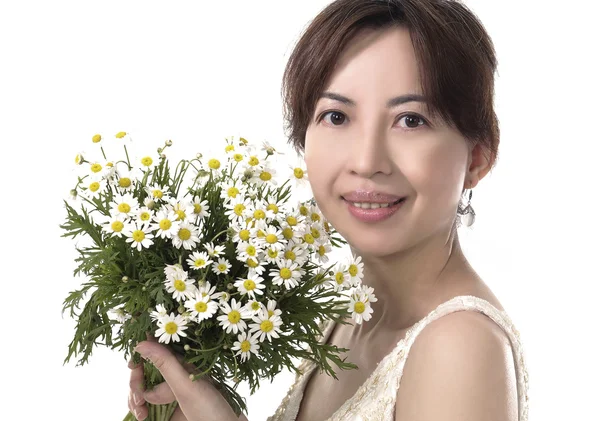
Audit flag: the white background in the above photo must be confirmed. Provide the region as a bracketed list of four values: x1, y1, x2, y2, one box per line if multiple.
[1, 1, 598, 420]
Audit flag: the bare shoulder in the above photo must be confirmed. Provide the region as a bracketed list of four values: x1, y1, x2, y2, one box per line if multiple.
[394, 310, 519, 421]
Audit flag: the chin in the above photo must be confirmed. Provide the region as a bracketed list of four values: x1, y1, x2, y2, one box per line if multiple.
[341, 229, 410, 259]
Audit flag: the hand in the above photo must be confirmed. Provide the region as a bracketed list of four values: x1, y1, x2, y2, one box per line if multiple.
[127, 340, 248, 421]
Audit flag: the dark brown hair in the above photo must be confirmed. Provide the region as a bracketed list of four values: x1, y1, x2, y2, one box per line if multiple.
[281, 0, 499, 166]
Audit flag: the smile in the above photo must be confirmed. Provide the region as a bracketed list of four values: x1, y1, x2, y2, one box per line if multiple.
[349, 198, 404, 209]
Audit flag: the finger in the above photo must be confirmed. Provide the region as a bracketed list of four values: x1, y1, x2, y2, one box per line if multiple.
[170, 406, 188, 421]
[128, 358, 141, 370]
[129, 360, 146, 406]
[135, 341, 196, 404]
[143, 382, 176, 405]
[128, 392, 148, 421]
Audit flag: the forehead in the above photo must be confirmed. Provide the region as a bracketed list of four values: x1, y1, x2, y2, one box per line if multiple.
[322, 26, 422, 99]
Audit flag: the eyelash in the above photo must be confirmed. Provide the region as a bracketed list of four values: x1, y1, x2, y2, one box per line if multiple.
[316, 110, 429, 130]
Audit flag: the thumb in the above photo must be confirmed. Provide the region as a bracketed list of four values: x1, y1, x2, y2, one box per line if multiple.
[134, 341, 196, 403]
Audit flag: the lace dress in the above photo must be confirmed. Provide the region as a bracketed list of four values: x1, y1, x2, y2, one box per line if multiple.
[267, 295, 529, 421]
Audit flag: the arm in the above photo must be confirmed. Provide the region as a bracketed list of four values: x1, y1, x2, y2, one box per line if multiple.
[394, 311, 518, 421]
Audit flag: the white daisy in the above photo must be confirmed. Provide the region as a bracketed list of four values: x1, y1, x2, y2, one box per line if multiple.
[150, 304, 169, 323]
[186, 251, 213, 270]
[220, 179, 246, 202]
[150, 209, 180, 239]
[264, 246, 282, 264]
[135, 206, 154, 224]
[102, 212, 129, 238]
[82, 177, 107, 200]
[154, 312, 188, 344]
[244, 299, 265, 316]
[329, 263, 351, 291]
[246, 199, 275, 223]
[347, 295, 374, 324]
[231, 223, 256, 244]
[146, 184, 170, 202]
[198, 280, 222, 300]
[247, 307, 283, 343]
[123, 221, 154, 251]
[347, 255, 365, 286]
[108, 306, 131, 323]
[289, 156, 309, 188]
[217, 291, 231, 305]
[279, 223, 304, 244]
[231, 330, 261, 363]
[352, 284, 378, 305]
[136, 153, 157, 172]
[184, 291, 219, 322]
[236, 239, 261, 263]
[265, 198, 286, 218]
[224, 196, 253, 222]
[269, 259, 304, 290]
[283, 243, 310, 266]
[114, 168, 136, 193]
[164, 263, 184, 278]
[172, 221, 201, 250]
[212, 257, 232, 275]
[265, 299, 283, 319]
[204, 242, 226, 258]
[191, 196, 210, 221]
[257, 225, 285, 251]
[234, 272, 266, 300]
[314, 243, 332, 264]
[164, 269, 197, 302]
[245, 257, 267, 275]
[168, 198, 194, 222]
[110, 193, 139, 217]
[217, 298, 250, 334]
[251, 164, 277, 186]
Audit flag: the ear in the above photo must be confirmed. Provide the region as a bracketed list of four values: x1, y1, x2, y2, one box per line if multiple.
[464, 142, 493, 189]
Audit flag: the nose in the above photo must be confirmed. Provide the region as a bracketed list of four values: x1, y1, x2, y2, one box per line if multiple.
[347, 130, 393, 178]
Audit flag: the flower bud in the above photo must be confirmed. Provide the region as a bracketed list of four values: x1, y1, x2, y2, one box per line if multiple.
[122, 276, 129, 283]
[184, 344, 191, 351]
[223, 344, 229, 350]
[157, 147, 162, 154]
[69, 189, 78, 198]
[196, 153, 203, 159]
[142, 286, 147, 291]
[165, 139, 173, 146]
[160, 153, 166, 160]
[227, 283, 234, 290]
[178, 305, 186, 314]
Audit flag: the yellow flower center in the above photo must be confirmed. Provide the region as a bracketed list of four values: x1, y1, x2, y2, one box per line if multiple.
[335, 272, 344, 284]
[227, 187, 240, 198]
[89, 182, 100, 192]
[267, 310, 274, 318]
[141, 156, 153, 167]
[299, 205, 308, 216]
[286, 216, 298, 226]
[253, 210, 265, 220]
[111, 221, 124, 232]
[311, 213, 321, 222]
[234, 204, 245, 216]
[164, 321, 178, 334]
[282, 227, 294, 240]
[259, 171, 272, 181]
[267, 203, 279, 214]
[240, 340, 251, 352]
[303, 233, 315, 244]
[225, 144, 235, 152]
[245, 245, 256, 256]
[233, 153, 243, 162]
[349, 264, 358, 277]
[218, 263, 227, 272]
[243, 279, 256, 291]
[228, 310, 241, 323]
[178, 228, 191, 240]
[140, 212, 150, 221]
[116, 131, 127, 138]
[246, 258, 258, 268]
[119, 178, 132, 188]
[318, 245, 326, 256]
[257, 229, 265, 238]
[91, 163, 102, 173]
[175, 210, 186, 220]
[354, 301, 366, 314]
[251, 302, 260, 310]
[267, 248, 278, 258]
[159, 219, 172, 230]
[75, 154, 83, 165]
[266, 234, 278, 244]
[311, 227, 321, 238]
[280, 268, 292, 279]
[152, 189, 163, 198]
[195, 302, 208, 313]
[118, 203, 131, 213]
[92, 134, 102, 143]
[248, 156, 259, 166]
[284, 250, 296, 261]
[132, 230, 145, 242]
[174, 279, 186, 291]
[293, 168, 304, 179]
[193, 203, 202, 214]
[208, 159, 221, 170]
[239, 229, 250, 241]
[194, 259, 206, 267]
[240, 137, 248, 145]
[260, 320, 274, 332]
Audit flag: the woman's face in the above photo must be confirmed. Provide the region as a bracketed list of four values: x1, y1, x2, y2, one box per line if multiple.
[304, 26, 476, 257]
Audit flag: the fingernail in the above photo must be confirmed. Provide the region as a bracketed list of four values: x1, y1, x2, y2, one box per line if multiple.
[133, 393, 143, 405]
[133, 409, 141, 420]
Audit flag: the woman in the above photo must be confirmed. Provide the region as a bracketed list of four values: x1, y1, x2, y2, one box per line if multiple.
[129, 0, 529, 420]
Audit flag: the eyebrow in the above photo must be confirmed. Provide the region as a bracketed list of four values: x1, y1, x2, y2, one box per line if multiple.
[318, 91, 426, 108]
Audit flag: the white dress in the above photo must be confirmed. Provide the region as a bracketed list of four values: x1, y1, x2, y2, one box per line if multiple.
[267, 295, 529, 421]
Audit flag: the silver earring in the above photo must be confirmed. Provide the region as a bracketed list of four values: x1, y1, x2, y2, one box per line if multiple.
[458, 189, 476, 227]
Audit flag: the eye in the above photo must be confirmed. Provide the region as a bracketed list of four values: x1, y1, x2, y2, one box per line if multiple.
[318, 111, 347, 126]
[397, 114, 427, 130]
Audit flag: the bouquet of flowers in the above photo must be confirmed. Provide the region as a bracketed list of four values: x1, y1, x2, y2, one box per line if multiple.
[60, 132, 378, 420]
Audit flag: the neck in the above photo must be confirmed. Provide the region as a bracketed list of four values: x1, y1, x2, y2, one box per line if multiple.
[348, 228, 477, 338]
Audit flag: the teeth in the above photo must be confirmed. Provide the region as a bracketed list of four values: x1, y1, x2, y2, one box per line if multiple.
[352, 202, 392, 209]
